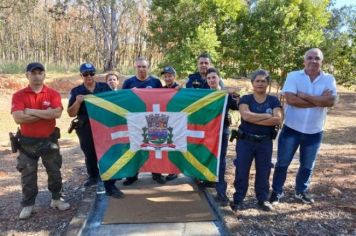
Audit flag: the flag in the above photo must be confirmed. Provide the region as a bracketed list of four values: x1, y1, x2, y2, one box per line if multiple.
[85, 88, 227, 181]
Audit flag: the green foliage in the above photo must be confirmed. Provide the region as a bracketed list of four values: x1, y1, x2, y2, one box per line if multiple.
[149, 0, 244, 78]
[322, 6, 356, 87]
[0, 62, 25, 74]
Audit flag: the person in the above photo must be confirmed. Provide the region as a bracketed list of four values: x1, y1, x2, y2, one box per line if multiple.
[185, 52, 224, 89]
[160, 66, 180, 181]
[105, 71, 120, 90]
[161, 66, 179, 89]
[270, 48, 337, 205]
[206, 68, 239, 206]
[121, 57, 164, 185]
[231, 69, 282, 212]
[67, 63, 123, 199]
[11, 62, 70, 219]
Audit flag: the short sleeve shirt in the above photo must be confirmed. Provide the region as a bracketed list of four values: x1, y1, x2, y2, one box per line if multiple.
[122, 76, 162, 89]
[282, 70, 337, 134]
[68, 82, 111, 118]
[11, 85, 62, 138]
[238, 94, 281, 135]
[186, 72, 224, 89]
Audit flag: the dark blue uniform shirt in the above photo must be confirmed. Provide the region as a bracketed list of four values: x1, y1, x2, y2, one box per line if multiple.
[186, 72, 224, 89]
[224, 94, 239, 128]
[163, 82, 179, 88]
[122, 76, 162, 89]
[68, 82, 111, 119]
[238, 94, 281, 135]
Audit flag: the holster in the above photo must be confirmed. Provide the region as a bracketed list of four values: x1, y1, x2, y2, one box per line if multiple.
[68, 118, 85, 133]
[9, 131, 20, 153]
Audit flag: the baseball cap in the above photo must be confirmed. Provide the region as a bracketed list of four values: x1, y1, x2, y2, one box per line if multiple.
[79, 63, 96, 73]
[26, 62, 45, 72]
[161, 66, 176, 76]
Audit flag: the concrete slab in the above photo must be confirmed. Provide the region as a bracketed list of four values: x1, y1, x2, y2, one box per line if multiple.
[75, 174, 227, 236]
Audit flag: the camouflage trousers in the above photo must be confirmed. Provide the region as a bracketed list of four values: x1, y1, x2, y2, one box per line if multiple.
[16, 143, 63, 207]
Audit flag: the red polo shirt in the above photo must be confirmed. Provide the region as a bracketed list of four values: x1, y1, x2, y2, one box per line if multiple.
[11, 85, 62, 138]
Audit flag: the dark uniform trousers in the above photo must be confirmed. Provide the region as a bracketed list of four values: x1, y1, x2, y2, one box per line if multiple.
[215, 127, 229, 197]
[233, 138, 273, 203]
[75, 120, 116, 189]
[16, 143, 62, 207]
[75, 121, 99, 179]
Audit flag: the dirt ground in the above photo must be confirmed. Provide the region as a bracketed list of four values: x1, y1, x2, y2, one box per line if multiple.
[0, 74, 355, 235]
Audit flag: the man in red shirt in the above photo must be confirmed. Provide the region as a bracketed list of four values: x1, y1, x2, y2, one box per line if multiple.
[11, 62, 70, 219]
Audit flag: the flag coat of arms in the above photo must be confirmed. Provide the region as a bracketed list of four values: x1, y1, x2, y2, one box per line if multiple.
[85, 88, 228, 182]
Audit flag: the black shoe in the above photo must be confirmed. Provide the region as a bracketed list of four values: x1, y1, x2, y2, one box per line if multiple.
[258, 201, 274, 211]
[295, 192, 314, 204]
[214, 194, 229, 207]
[269, 191, 284, 205]
[106, 187, 124, 199]
[123, 176, 138, 186]
[197, 180, 216, 189]
[84, 177, 98, 187]
[230, 201, 244, 211]
[152, 174, 166, 184]
[166, 174, 178, 181]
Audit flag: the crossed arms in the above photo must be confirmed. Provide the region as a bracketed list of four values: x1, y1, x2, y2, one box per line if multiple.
[12, 107, 62, 124]
[284, 90, 336, 108]
[239, 104, 283, 126]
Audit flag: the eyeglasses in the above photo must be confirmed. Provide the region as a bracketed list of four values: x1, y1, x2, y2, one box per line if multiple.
[137, 65, 147, 69]
[82, 72, 95, 77]
[306, 56, 321, 61]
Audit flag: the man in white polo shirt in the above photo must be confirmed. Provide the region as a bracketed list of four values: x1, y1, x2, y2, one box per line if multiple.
[270, 48, 337, 205]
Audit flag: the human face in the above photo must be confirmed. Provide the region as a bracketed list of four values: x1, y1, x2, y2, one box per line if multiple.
[81, 71, 95, 86]
[198, 57, 211, 76]
[252, 75, 268, 94]
[207, 72, 220, 89]
[135, 60, 149, 80]
[107, 75, 119, 90]
[304, 50, 323, 75]
[26, 69, 45, 87]
[163, 73, 175, 87]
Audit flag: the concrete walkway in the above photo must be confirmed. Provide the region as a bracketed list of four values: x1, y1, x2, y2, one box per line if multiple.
[66, 175, 229, 236]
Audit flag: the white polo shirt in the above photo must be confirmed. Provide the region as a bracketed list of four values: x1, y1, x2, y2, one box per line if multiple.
[282, 70, 337, 134]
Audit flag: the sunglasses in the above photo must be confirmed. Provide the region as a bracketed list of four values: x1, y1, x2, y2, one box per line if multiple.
[82, 72, 95, 77]
[306, 56, 321, 61]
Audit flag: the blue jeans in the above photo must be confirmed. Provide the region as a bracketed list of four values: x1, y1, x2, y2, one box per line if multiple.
[233, 138, 273, 202]
[215, 128, 229, 198]
[272, 125, 323, 194]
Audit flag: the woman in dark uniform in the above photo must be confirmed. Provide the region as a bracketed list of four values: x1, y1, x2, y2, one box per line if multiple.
[231, 69, 282, 211]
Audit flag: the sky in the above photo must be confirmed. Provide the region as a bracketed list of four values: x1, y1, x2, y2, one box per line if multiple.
[334, 0, 356, 8]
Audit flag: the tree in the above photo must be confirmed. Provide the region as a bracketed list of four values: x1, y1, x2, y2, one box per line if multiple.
[226, 0, 331, 89]
[322, 5, 356, 87]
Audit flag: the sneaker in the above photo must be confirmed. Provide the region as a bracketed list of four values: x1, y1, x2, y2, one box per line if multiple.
[295, 192, 314, 204]
[166, 174, 178, 181]
[123, 176, 138, 186]
[214, 194, 229, 207]
[84, 177, 98, 187]
[50, 199, 70, 211]
[269, 191, 284, 205]
[230, 201, 244, 211]
[19, 206, 34, 219]
[258, 201, 274, 211]
[152, 174, 166, 184]
[106, 187, 124, 199]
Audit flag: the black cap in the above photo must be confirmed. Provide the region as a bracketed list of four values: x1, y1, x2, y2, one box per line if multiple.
[161, 66, 176, 76]
[26, 62, 45, 72]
